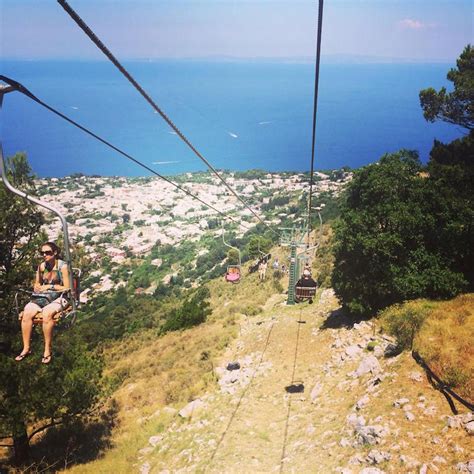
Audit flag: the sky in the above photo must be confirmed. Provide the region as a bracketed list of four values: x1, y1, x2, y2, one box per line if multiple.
[0, 0, 472, 62]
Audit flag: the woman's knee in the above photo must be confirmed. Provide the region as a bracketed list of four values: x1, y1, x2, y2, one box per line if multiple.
[23, 303, 40, 320]
[42, 308, 57, 323]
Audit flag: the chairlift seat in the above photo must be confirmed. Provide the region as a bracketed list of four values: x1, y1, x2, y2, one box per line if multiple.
[295, 285, 317, 303]
[225, 266, 241, 283]
[16, 268, 81, 327]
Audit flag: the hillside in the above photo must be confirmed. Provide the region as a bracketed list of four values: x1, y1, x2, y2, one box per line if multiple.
[61, 261, 473, 473]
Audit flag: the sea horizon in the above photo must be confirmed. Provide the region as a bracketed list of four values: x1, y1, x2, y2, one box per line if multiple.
[1, 58, 465, 178]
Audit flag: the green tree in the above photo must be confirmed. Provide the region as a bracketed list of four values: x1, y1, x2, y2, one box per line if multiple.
[332, 150, 467, 316]
[419, 45, 473, 130]
[161, 287, 211, 333]
[0, 153, 103, 466]
[227, 248, 240, 265]
[247, 236, 272, 259]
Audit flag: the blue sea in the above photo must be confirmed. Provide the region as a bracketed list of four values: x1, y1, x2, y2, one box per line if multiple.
[0, 59, 464, 177]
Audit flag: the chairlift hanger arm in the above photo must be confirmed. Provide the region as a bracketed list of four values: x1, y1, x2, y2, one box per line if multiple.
[221, 222, 241, 266]
[0, 145, 77, 314]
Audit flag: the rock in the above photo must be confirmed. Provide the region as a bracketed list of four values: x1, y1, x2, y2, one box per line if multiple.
[403, 404, 413, 411]
[226, 361, 241, 371]
[140, 462, 151, 474]
[448, 415, 463, 428]
[360, 468, 386, 474]
[465, 420, 474, 435]
[179, 399, 205, 418]
[400, 455, 421, 469]
[384, 343, 401, 358]
[356, 394, 370, 410]
[138, 447, 154, 456]
[346, 413, 366, 429]
[423, 406, 437, 416]
[310, 382, 323, 403]
[346, 345, 363, 358]
[355, 425, 388, 446]
[393, 398, 410, 408]
[348, 454, 365, 465]
[456, 460, 474, 473]
[433, 456, 447, 464]
[405, 412, 415, 421]
[148, 435, 163, 447]
[352, 356, 382, 378]
[367, 449, 391, 464]
[410, 371, 424, 382]
[373, 345, 384, 358]
[339, 437, 351, 447]
[463, 413, 474, 423]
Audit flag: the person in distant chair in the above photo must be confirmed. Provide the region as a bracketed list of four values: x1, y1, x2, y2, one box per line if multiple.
[15, 242, 71, 365]
[296, 270, 317, 288]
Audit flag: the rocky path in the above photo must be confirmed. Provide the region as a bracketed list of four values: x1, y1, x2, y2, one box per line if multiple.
[138, 290, 473, 473]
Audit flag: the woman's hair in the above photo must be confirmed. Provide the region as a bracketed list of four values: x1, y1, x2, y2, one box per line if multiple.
[41, 241, 62, 258]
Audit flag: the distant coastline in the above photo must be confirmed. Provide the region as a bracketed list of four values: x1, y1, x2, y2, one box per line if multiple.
[1, 59, 463, 178]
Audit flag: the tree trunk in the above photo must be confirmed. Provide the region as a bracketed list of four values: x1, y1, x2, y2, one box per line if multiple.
[12, 424, 29, 466]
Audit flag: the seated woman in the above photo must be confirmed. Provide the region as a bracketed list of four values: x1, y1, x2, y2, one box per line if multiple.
[15, 242, 71, 364]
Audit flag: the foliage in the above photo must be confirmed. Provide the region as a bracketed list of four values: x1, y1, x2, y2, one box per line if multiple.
[379, 301, 430, 350]
[419, 45, 473, 130]
[227, 248, 240, 265]
[246, 236, 272, 260]
[161, 287, 212, 333]
[261, 195, 290, 211]
[332, 148, 470, 316]
[0, 153, 104, 465]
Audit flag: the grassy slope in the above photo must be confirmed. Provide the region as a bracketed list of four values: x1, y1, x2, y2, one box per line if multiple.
[64, 246, 289, 473]
[62, 244, 473, 472]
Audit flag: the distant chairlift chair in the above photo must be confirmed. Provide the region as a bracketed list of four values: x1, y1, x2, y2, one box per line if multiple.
[222, 222, 242, 284]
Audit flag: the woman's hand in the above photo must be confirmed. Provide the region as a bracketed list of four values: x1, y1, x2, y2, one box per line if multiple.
[36, 284, 51, 292]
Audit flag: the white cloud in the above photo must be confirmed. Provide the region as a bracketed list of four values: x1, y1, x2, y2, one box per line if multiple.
[398, 18, 437, 30]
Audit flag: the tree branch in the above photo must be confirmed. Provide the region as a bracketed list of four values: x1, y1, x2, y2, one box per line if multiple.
[28, 419, 64, 441]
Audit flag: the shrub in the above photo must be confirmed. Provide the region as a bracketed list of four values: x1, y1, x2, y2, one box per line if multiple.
[161, 287, 212, 333]
[380, 301, 430, 350]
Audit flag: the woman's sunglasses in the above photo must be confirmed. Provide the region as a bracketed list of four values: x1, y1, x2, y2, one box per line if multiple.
[40, 250, 54, 256]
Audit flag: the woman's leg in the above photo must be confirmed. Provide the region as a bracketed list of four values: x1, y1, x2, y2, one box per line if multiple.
[19, 303, 40, 353]
[42, 303, 60, 357]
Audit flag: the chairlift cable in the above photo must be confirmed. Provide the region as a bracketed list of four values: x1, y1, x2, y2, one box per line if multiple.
[0, 75, 249, 231]
[57, 0, 279, 237]
[307, 0, 324, 244]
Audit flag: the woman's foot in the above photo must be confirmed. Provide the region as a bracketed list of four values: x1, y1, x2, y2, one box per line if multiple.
[15, 350, 32, 362]
[41, 354, 52, 364]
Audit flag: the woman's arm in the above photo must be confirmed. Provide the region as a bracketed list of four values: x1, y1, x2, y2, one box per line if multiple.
[33, 264, 43, 292]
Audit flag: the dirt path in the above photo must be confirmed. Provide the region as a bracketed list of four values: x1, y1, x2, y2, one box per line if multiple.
[139, 291, 473, 474]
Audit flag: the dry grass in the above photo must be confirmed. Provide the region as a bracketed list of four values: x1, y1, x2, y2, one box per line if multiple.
[417, 293, 474, 401]
[64, 244, 288, 473]
[380, 294, 474, 402]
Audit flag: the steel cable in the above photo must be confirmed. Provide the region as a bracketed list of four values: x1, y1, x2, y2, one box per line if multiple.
[57, 0, 279, 237]
[0, 75, 249, 230]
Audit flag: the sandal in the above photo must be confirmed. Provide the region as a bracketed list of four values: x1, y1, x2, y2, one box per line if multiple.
[41, 354, 52, 365]
[15, 350, 32, 362]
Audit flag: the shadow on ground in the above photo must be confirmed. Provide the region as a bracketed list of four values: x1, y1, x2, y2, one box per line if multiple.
[320, 307, 370, 330]
[10, 401, 118, 473]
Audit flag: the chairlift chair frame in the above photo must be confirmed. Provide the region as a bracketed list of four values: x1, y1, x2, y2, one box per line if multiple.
[222, 222, 242, 284]
[0, 130, 80, 328]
